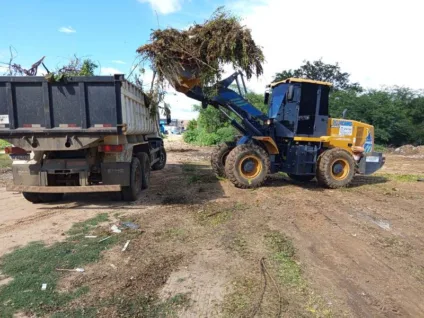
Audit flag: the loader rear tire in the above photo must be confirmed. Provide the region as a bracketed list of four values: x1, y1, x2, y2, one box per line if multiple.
[22, 192, 42, 204]
[316, 148, 355, 188]
[225, 144, 270, 189]
[287, 174, 315, 182]
[122, 158, 143, 201]
[211, 141, 236, 178]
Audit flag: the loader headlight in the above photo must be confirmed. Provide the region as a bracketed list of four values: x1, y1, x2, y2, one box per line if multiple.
[266, 119, 274, 126]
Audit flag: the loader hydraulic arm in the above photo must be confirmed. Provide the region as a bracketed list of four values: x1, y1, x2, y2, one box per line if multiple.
[184, 72, 268, 137]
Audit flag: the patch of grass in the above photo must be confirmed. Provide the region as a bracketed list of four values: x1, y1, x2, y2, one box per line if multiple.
[116, 293, 190, 317]
[376, 173, 424, 182]
[157, 228, 188, 242]
[196, 202, 247, 226]
[0, 213, 126, 318]
[265, 232, 301, 287]
[182, 163, 216, 185]
[66, 213, 109, 236]
[188, 175, 202, 184]
[162, 195, 188, 205]
[223, 278, 257, 318]
[182, 163, 196, 173]
[376, 236, 413, 257]
[0, 154, 12, 169]
[232, 235, 248, 255]
[51, 307, 97, 318]
[0, 139, 10, 149]
[264, 231, 332, 317]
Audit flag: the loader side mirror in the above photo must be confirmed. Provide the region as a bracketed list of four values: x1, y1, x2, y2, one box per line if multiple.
[287, 85, 294, 101]
[264, 92, 270, 105]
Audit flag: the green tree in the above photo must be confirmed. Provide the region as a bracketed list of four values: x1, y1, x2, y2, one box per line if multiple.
[274, 59, 361, 91]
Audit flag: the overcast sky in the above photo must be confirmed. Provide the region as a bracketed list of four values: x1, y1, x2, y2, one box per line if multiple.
[1, 0, 422, 119]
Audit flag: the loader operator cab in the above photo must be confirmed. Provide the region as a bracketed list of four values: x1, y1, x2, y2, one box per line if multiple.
[265, 78, 331, 138]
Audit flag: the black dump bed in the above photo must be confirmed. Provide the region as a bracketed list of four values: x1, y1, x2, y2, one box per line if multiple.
[0, 75, 125, 136]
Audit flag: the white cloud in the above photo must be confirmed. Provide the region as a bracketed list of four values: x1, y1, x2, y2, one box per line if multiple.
[164, 88, 198, 120]
[100, 67, 123, 75]
[130, 67, 198, 120]
[112, 60, 126, 65]
[137, 0, 182, 14]
[58, 26, 76, 34]
[0, 65, 9, 75]
[227, 0, 424, 91]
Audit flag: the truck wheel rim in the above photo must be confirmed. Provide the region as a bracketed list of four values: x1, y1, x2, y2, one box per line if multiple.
[331, 159, 349, 180]
[239, 155, 262, 179]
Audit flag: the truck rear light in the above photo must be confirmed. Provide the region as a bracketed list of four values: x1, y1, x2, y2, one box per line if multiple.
[5, 147, 29, 155]
[98, 145, 123, 153]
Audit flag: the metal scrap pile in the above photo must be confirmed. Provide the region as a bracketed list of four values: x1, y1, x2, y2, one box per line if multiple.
[136, 8, 264, 93]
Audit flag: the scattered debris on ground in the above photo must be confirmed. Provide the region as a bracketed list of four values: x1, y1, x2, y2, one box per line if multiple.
[0, 138, 424, 317]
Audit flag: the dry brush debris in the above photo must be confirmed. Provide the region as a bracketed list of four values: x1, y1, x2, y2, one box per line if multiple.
[136, 7, 264, 93]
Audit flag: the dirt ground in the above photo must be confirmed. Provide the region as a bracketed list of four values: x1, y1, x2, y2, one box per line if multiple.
[1, 136, 424, 317]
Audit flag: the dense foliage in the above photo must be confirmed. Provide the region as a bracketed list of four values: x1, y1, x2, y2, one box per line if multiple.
[185, 59, 423, 147]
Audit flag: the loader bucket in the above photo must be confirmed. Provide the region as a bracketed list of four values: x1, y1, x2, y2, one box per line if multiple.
[171, 65, 201, 93]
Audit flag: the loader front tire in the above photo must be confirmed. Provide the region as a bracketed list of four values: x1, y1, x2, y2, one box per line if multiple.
[211, 141, 236, 178]
[316, 148, 355, 188]
[225, 144, 270, 189]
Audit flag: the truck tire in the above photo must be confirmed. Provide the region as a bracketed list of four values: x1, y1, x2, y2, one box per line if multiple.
[38, 193, 64, 203]
[211, 141, 236, 178]
[22, 192, 42, 204]
[287, 174, 315, 182]
[122, 158, 143, 201]
[316, 148, 355, 188]
[137, 152, 151, 190]
[152, 147, 166, 171]
[225, 144, 270, 189]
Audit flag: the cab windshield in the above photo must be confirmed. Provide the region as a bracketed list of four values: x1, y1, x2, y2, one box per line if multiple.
[268, 84, 288, 118]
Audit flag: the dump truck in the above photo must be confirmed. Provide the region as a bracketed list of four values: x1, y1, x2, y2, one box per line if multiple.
[179, 72, 385, 189]
[0, 75, 168, 203]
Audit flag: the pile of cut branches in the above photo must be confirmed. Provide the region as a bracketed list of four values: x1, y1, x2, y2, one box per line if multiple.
[136, 7, 264, 92]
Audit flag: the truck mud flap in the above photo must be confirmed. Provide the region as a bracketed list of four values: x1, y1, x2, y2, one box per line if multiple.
[101, 162, 131, 186]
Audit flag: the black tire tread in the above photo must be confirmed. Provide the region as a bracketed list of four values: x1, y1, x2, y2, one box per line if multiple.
[225, 144, 270, 189]
[211, 141, 236, 178]
[122, 157, 142, 201]
[22, 192, 42, 204]
[316, 148, 355, 189]
[152, 147, 167, 171]
[137, 152, 151, 189]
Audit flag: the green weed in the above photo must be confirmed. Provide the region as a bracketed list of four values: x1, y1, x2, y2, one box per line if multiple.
[0, 154, 11, 169]
[0, 139, 10, 149]
[0, 213, 124, 318]
[116, 293, 190, 317]
[376, 173, 423, 182]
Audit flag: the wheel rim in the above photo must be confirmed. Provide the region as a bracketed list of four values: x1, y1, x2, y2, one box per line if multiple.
[238, 155, 262, 179]
[330, 159, 350, 180]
